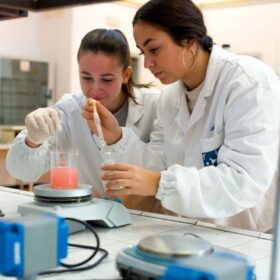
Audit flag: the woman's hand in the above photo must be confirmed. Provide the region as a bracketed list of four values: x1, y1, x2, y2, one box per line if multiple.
[101, 163, 161, 196]
[81, 98, 122, 145]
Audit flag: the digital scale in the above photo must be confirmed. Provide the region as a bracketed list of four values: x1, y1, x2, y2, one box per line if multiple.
[18, 184, 132, 232]
[116, 233, 254, 280]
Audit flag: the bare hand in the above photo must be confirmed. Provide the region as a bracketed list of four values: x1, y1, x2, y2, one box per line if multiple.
[81, 98, 122, 145]
[101, 163, 161, 196]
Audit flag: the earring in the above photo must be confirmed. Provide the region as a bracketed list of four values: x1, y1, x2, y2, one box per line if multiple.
[182, 48, 187, 68]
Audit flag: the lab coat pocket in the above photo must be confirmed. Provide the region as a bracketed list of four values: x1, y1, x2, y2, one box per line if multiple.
[200, 132, 224, 167]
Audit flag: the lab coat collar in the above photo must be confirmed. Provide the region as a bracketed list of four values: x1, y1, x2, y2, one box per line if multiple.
[176, 45, 224, 131]
[201, 45, 225, 98]
[125, 87, 144, 126]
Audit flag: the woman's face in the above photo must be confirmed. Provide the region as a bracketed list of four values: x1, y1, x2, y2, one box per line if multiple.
[133, 21, 187, 85]
[79, 51, 131, 113]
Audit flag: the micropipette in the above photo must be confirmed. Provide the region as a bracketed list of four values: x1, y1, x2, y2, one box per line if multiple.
[92, 100, 107, 151]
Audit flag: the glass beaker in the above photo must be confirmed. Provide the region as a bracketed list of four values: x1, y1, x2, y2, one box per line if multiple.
[101, 148, 123, 191]
[50, 149, 78, 189]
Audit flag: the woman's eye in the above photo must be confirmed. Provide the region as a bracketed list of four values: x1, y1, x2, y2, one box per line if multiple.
[150, 47, 159, 54]
[102, 79, 113, 83]
[82, 76, 92, 81]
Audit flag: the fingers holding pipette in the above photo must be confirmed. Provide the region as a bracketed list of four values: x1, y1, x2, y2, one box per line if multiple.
[81, 98, 122, 145]
[82, 98, 99, 135]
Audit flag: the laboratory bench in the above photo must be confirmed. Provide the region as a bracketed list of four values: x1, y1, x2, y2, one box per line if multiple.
[0, 186, 273, 280]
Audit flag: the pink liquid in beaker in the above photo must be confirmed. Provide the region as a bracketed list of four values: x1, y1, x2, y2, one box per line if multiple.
[51, 167, 78, 189]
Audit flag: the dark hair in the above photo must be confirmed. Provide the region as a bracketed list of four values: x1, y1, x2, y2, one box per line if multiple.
[78, 28, 148, 104]
[133, 0, 213, 52]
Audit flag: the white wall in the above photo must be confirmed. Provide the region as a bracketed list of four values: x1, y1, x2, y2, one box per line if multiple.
[38, 9, 73, 101]
[203, 2, 280, 76]
[0, 2, 279, 103]
[0, 13, 41, 59]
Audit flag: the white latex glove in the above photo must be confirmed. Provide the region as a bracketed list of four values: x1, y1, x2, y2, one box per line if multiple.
[25, 107, 63, 145]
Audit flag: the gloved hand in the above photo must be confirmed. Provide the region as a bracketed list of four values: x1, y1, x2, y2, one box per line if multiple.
[25, 107, 63, 145]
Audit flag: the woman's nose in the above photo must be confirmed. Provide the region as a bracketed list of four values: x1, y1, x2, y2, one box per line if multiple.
[86, 83, 101, 97]
[144, 55, 154, 69]
[91, 82, 102, 91]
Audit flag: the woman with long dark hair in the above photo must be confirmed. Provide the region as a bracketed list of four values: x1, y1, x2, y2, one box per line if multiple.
[83, 0, 280, 232]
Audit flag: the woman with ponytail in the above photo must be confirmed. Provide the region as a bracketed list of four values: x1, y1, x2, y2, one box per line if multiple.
[7, 28, 163, 213]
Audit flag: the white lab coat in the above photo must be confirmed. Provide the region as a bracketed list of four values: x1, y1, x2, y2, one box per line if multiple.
[111, 45, 280, 232]
[6, 88, 161, 204]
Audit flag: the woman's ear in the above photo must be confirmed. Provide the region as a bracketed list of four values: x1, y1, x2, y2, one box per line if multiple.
[123, 66, 132, 83]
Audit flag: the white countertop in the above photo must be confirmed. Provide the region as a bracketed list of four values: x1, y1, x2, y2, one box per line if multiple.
[0, 186, 273, 280]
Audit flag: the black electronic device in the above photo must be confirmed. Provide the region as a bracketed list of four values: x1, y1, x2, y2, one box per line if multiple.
[0, 0, 117, 20]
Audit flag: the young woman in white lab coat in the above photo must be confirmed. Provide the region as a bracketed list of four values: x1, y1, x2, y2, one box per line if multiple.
[82, 0, 280, 232]
[6, 29, 163, 213]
